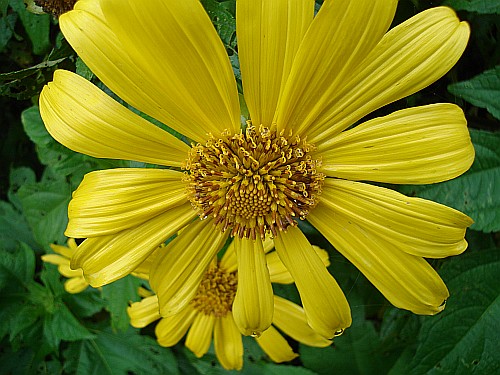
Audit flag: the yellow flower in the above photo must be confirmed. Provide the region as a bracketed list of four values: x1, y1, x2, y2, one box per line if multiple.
[42, 238, 89, 294]
[128, 240, 332, 371]
[39, 0, 474, 338]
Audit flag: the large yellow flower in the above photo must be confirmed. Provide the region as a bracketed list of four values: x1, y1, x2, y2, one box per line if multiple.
[128, 240, 332, 370]
[39, 0, 474, 339]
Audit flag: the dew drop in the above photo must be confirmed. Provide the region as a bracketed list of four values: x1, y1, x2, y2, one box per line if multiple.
[250, 331, 261, 338]
[334, 329, 344, 337]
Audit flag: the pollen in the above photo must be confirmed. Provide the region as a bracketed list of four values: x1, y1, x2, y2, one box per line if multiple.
[190, 265, 237, 317]
[184, 124, 325, 239]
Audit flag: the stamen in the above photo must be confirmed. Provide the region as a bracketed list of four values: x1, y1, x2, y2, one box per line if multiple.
[184, 124, 324, 239]
[190, 265, 237, 317]
[34, 0, 77, 17]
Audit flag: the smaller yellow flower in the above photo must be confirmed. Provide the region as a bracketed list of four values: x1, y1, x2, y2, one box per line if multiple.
[42, 238, 89, 294]
[128, 240, 332, 370]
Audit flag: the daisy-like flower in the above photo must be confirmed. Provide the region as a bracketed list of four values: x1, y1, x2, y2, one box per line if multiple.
[42, 238, 88, 294]
[39, 0, 474, 338]
[128, 240, 332, 370]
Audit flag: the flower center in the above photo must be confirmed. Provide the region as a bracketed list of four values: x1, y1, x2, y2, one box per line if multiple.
[184, 124, 324, 239]
[190, 265, 237, 317]
[34, 0, 77, 16]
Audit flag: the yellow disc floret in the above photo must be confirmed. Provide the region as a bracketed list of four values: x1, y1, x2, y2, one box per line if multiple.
[184, 124, 324, 239]
[190, 265, 238, 317]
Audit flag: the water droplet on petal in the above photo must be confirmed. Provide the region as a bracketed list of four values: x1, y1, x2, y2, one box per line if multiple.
[250, 331, 261, 338]
[334, 329, 344, 337]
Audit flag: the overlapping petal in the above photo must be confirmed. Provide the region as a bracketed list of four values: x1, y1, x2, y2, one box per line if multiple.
[316, 179, 473, 258]
[320, 104, 474, 184]
[186, 313, 215, 358]
[65, 0, 240, 142]
[306, 7, 470, 144]
[71, 204, 195, 287]
[128, 295, 161, 328]
[214, 315, 243, 371]
[39, 70, 189, 166]
[66, 168, 187, 237]
[276, 0, 397, 133]
[150, 219, 228, 317]
[237, 0, 314, 126]
[255, 325, 298, 363]
[156, 307, 197, 347]
[273, 296, 332, 347]
[308, 194, 454, 315]
[64, 277, 89, 294]
[274, 226, 351, 338]
[232, 238, 274, 336]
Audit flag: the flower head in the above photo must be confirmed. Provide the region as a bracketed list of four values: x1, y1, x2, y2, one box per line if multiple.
[40, 0, 474, 338]
[42, 238, 89, 294]
[128, 241, 332, 370]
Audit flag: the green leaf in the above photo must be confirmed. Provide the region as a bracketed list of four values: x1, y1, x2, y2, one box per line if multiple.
[21, 105, 53, 146]
[0, 12, 16, 52]
[0, 200, 37, 252]
[398, 129, 500, 233]
[64, 288, 106, 319]
[0, 242, 35, 287]
[16, 168, 72, 236]
[9, 0, 50, 55]
[76, 56, 94, 80]
[63, 328, 179, 375]
[44, 302, 95, 350]
[263, 364, 318, 375]
[300, 290, 398, 375]
[444, 0, 500, 14]
[14, 173, 71, 246]
[448, 66, 500, 119]
[101, 275, 142, 332]
[407, 249, 500, 374]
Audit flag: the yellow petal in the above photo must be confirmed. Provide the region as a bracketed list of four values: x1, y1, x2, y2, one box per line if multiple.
[42, 254, 70, 266]
[150, 219, 228, 317]
[237, 0, 314, 126]
[274, 226, 351, 338]
[276, 0, 397, 133]
[214, 315, 243, 371]
[66, 168, 187, 237]
[307, 7, 470, 144]
[58, 264, 84, 278]
[255, 325, 298, 363]
[186, 313, 215, 358]
[232, 237, 274, 336]
[273, 295, 331, 347]
[49, 243, 73, 259]
[71, 204, 196, 287]
[64, 277, 89, 294]
[39, 70, 189, 166]
[156, 306, 197, 347]
[267, 245, 329, 284]
[308, 197, 452, 315]
[127, 295, 161, 328]
[64, 0, 240, 142]
[317, 179, 473, 258]
[132, 246, 163, 280]
[320, 104, 474, 184]
[220, 241, 237, 273]
[67, 238, 77, 250]
[266, 251, 293, 284]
